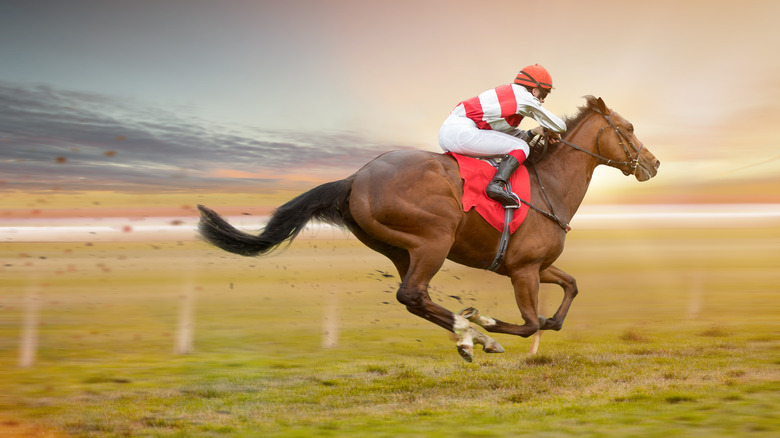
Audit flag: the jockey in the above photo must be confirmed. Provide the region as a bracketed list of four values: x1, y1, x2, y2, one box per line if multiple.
[439, 64, 567, 207]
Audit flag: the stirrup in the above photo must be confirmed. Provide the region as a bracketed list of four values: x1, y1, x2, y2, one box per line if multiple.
[504, 192, 521, 210]
[487, 184, 520, 209]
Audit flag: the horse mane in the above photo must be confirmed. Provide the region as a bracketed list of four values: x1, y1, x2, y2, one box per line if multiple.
[527, 95, 608, 163]
[563, 95, 608, 130]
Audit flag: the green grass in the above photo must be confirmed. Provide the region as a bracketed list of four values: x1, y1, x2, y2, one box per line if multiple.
[1, 227, 778, 437]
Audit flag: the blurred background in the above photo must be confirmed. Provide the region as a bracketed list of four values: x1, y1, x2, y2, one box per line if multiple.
[1, 0, 779, 355]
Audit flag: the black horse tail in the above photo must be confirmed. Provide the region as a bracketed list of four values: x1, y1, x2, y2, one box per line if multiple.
[197, 178, 352, 257]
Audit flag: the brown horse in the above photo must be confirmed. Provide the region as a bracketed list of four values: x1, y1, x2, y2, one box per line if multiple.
[198, 95, 660, 361]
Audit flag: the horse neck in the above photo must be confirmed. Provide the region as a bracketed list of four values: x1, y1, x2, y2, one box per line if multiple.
[534, 112, 604, 220]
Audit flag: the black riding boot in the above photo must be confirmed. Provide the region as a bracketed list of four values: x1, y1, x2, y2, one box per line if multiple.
[486, 154, 521, 207]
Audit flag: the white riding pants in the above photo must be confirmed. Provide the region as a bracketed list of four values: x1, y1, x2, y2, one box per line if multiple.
[438, 113, 530, 158]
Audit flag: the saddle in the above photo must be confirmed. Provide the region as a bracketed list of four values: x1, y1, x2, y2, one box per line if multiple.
[448, 153, 531, 234]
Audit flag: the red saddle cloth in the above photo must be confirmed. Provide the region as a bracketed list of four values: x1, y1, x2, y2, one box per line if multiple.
[448, 153, 531, 234]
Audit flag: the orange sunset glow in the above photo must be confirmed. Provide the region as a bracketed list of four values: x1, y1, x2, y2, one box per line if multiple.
[1, 0, 779, 211]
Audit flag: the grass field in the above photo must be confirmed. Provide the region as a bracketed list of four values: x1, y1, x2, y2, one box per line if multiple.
[1, 224, 778, 437]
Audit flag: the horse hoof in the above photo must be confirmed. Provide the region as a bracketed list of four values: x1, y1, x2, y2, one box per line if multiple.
[539, 317, 560, 331]
[459, 307, 479, 321]
[457, 345, 474, 362]
[483, 341, 505, 354]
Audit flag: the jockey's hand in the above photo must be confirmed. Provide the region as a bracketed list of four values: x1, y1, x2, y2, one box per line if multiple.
[533, 127, 562, 145]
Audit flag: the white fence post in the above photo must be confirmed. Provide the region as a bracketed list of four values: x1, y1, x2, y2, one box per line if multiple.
[175, 274, 196, 355]
[18, 278, 39, 368]
[322, 292, 339, 349]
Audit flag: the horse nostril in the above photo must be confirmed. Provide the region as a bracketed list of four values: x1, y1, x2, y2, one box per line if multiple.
[654, 160, 661, 170]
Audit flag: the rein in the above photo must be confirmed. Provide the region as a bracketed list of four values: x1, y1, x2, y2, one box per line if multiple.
[521, 163, 570, 232]
[513, 110, 643, 232]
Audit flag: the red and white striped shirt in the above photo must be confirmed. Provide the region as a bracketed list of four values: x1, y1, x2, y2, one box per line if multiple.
[454, 83, 566, 135]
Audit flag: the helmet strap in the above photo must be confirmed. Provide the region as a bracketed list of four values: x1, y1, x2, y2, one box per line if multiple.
[517, 70, 552, 90]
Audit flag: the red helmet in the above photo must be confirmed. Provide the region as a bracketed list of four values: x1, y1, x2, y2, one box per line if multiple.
[514, 64, 553, 90]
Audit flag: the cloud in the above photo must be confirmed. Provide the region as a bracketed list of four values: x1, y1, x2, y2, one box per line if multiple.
[0, 81, 413, 192]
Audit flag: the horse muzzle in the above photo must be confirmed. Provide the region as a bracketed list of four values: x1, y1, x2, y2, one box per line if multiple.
[634, 157, 660, 182]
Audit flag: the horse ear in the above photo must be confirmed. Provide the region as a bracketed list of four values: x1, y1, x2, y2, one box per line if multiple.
[596, 97, 608, 113]
[584, 95, 607, 114]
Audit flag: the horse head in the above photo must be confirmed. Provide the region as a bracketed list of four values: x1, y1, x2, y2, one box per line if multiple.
[586, 96, 660, 181]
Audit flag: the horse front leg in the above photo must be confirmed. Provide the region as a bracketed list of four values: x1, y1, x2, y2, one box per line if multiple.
[538, 264, 578, 331]
[460, 268, 542, 338]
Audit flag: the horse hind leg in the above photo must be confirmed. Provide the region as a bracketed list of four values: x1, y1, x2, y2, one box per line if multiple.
[347, 219, 502, 361]
[346, 193, 505, 361]
[406, 299, 503, 363]
[346, 220, 411, 278]
[454, 312, 505, 359]
[395, 245, 504, 362]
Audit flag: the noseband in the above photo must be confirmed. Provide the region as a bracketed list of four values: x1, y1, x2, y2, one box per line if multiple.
[559, 110, 644, 176]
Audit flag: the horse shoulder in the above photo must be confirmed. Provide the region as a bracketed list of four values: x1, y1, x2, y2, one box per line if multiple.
[504, 214, 567, 272]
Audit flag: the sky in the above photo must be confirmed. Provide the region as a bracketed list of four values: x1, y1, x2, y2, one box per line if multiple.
[1, 0, 779, 199]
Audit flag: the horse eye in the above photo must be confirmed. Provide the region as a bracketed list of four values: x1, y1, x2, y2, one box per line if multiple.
[627, 124, 634, 133]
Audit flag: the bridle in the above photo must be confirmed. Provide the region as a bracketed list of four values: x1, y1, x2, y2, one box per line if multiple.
[519, 109, 646, 233]
[558, 109, 644, 176]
